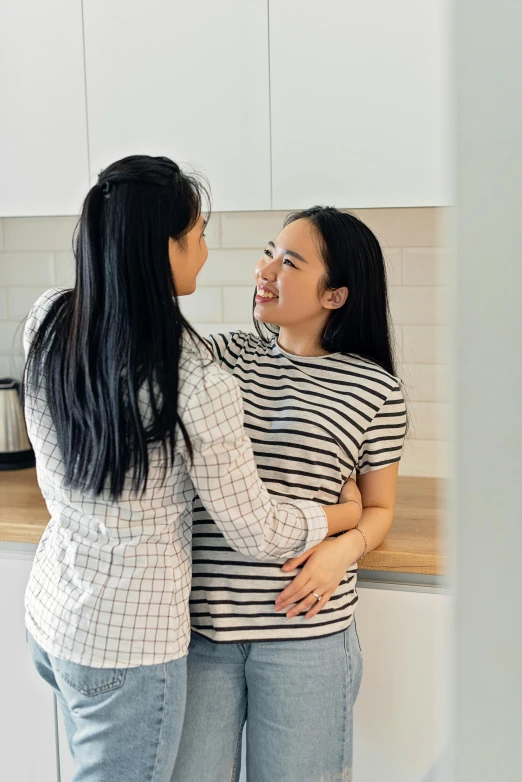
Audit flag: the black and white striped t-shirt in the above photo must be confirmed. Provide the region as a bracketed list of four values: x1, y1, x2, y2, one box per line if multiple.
[190, 331, 407, 643]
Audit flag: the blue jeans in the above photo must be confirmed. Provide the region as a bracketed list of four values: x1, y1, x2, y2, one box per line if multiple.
[27, 632, 187, 782]
[173, 621, 363, 782]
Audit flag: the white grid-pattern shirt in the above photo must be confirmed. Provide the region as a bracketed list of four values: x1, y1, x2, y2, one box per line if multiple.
[23, 290, 327, 668]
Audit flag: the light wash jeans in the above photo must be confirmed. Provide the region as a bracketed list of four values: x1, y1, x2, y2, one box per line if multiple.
[27, 632, 187, 782]
[173, 620, 363, 782]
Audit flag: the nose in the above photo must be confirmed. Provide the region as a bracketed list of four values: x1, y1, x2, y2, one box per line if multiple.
[256, 255, 278, 282]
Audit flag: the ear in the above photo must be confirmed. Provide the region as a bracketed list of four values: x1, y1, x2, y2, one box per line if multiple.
[321, 286, 348, 311]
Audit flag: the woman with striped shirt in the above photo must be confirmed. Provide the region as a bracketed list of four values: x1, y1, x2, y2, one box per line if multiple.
[174, 207, 407, 781]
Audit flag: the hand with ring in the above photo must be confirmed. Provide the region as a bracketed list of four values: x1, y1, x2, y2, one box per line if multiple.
[274, 533, 362, 620]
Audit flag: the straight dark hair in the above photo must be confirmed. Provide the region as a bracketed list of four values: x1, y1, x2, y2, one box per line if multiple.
[24, 155, 210, 500]
[255, 206, 397, 377]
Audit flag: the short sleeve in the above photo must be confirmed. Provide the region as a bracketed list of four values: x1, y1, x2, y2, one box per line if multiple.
[357, 382, 407, 474]
[207, 331, 255, 370]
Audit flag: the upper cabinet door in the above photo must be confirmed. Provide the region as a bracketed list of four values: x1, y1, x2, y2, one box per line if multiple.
[269, 0, 450, 209]
[0, 0, 89, 217]
[83, 1, 271, 212]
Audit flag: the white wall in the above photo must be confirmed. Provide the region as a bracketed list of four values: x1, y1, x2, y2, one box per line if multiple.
[0, 208, 450, 478]
[453, 1, 522, 779]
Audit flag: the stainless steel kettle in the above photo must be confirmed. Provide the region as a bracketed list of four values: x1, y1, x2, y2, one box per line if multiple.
[0, 378, 35, 470]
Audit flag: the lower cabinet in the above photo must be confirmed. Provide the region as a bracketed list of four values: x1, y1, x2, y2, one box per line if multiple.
[353, 584, 451, 782]
[0, 549, 57, 782]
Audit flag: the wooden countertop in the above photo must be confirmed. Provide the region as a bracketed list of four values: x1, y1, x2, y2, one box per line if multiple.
[0, 470, 445, 575]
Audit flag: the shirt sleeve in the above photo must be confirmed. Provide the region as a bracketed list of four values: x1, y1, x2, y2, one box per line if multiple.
[206, 331, 251, 370]
[357, 382, 407, 474]
[180, 365, 328, 561]
[23, 288, 64, 358]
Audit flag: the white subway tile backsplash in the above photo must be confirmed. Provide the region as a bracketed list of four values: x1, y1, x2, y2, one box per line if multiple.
[389, 286, 449, 325]
[203, 214, 221, 249]
[0, 353, 25, 381]
[7, 287, 48, 321]
[401, 325, 449, 364]
[4, 216, 78, 252]
[0, 355, 10, 377]
[179, 287, 223, 323]
[0, 253, 54, 286]
[391, 322, 403, 362]
[384, 248, 402, 286]
[197, 249, 261, 286]
[0, 209, 453, 476]
[399, 438, 451, 479]
[221, 212, 290, 248]
[402, 248, 451, 286]
[408, 401, 450, 441]
[223, 287, 255, 323]
[53, 252, 75, 287]
[0, 321, 24, 354]
[353, 207, 445, 247]
[0, 288, 7, 320]
[398, 362, 449, 403]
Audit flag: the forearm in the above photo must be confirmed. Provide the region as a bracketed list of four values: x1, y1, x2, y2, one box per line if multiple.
[322, 500, 362, 536]
[337, 505, 394, 563]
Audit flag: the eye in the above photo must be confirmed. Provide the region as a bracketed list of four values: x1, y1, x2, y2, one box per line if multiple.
[264, 248, 273, 258]
[283, 258, 296, 268]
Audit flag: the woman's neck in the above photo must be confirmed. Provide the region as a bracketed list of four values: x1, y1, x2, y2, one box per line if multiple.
[277, 327, 330, 357]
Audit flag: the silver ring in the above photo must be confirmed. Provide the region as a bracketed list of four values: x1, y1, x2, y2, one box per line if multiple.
[312, 592, 322, 601]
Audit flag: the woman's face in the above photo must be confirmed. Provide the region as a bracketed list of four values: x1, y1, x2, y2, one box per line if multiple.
[169, 215, 208, 295]
[254, 218, 347, 329]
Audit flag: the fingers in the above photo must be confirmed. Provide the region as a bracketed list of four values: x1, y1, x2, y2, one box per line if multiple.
[282, 551, 310, 571]
[305, 592, 332, 620]
[282, 543, 320, 573]
[275, 575, 313, 610]
[286, 590, 333, 620]
[286, 592, 320, 618]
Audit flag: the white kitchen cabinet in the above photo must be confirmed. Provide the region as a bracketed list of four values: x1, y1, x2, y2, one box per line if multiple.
[0, 548, 57, 782]
[269, 0, 450, 209]
[83, 0, 271, 212]
[354, 584, 451, 782]
[0, 0, 89, 216]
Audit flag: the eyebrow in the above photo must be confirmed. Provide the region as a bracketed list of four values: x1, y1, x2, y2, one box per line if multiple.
[268, 240, 309, 264]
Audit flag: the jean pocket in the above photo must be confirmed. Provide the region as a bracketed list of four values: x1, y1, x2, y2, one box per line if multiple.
[53, 656, 127, 697]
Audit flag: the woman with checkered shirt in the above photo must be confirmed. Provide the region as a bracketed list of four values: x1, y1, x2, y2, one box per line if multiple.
[22, 157, 361, 782]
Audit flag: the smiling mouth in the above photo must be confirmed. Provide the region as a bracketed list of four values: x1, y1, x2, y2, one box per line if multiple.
[256, 288, 279, 302]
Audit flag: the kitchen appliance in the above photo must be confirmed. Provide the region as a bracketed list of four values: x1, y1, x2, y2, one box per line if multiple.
[0, 378, 35, 470]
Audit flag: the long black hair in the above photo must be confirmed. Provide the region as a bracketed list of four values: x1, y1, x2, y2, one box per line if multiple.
[255, 206, 397, 377]
[24, 155, 210, 499]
